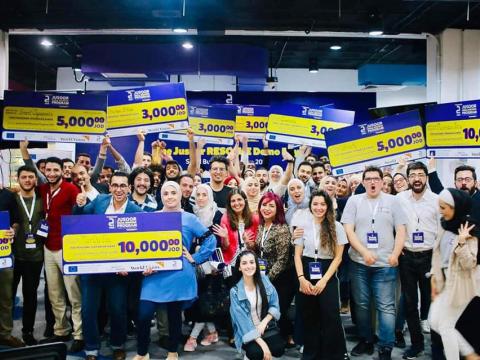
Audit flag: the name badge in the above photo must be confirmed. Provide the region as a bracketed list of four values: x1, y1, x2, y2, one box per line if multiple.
[366, 232, 379, 249]
[258, 259, 267, 276]
[36, 220, 49, 238]
[412, 232, 425, 247]
[25, 233, 36, 249]
[309, 262, 323, 280]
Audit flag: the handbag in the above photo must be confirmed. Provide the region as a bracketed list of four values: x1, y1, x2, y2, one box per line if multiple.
[198, 275, 230, 320]
[262, 320, 281, 339]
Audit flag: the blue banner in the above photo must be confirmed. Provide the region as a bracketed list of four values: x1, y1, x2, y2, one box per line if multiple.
[425, 100, 480, 158]
[107, 83, 188, 137]
[0, 211, 13, 269]
[266, 103, 355, 147]
[2, 91, 107, 143]
[326, 110, 426, 175]
[62, 212, 183, 275]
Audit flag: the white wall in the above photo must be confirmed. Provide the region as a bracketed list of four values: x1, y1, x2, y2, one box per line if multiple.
[375, 86, 427, 108]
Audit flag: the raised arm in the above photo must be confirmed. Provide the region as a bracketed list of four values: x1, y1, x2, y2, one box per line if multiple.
[186, 128, 197, 177]
[108, 141, 131, 173]
[19, 140, 46, 184]
[133, 129, 146, 168]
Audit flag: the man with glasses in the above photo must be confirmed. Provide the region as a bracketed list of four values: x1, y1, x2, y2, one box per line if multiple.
[342, 166, 407, 360]
[74, 171, 142, 360]
[397, 162, 440, 359]
[208, 156, 231, 212]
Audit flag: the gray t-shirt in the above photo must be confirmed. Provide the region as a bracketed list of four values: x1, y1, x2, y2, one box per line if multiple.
[292, 209, 348, 259]
[341, 192, 407, 267]
[439, 230, 456, 269]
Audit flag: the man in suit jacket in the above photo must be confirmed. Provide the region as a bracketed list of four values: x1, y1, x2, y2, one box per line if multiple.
[73, 172, 143, 360]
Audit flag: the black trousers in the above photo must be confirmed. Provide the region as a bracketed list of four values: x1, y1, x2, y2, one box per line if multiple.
[399, 249, 432, 349]
[242, 332, 285, 360]
[299, 257, 347, 360]
[12, 260, 43, 334]
[271, 266, 297, 338]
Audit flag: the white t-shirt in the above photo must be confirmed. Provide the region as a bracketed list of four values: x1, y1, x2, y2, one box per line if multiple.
[292, 209, 348, 259]
[245, 286, 262, 326]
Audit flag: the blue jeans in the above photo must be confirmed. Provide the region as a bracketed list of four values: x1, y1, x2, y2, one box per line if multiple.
[349, 261, 397, 349]
[80, 274, 128, 355]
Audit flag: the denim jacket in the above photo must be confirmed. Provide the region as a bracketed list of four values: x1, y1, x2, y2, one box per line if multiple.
[229, 275, 281, 352]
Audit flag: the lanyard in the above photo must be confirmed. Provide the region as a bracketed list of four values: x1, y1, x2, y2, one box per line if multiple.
[238, 222, 245, 250]
[314, 223, 320, 261]
[46, 187, 61, 219]
[412, 201, 421, 232]
[367, 197, 380, 232]
[18, 194, 36, 233]
[260, 224, 272, 257]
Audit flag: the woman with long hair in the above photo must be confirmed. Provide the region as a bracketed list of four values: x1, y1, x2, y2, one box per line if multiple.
[183, 184, 224, 352]
[429, 188, 480, 360]
[293, 190, 348, 359]
[254, 192, 296, 347]
[133, 181, 216, 360]
[230, 250, 285, 360]
[214, 189, 260, 267]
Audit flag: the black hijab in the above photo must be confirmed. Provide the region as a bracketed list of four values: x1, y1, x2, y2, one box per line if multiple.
[441, 188, 480, 238]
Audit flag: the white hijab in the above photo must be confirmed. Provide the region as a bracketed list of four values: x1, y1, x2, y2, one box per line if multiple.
[160, 181, 182, 212]
[192, 184, 218, 227]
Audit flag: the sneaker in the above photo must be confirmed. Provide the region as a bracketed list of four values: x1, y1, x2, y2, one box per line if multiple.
[183, 337, 197, 352]
[420, 320, 430, 334]
[395, 330, 406, 348]
[403, 347, 425, 359]
[0, 335, 25, 348]
[351, 340, 374, 356]
[201, 331, 219, 346]
[22, 332, 37, 346]
[379, 347, 392, 360]
[69, 339, 85, 353]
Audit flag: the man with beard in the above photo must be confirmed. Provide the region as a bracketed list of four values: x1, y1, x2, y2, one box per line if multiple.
[255, 168, 269, 194]
[71, 165, 108, 201]
[149, 165, 164, 206]
[128, 167, 157, 212]
[62, 159, 75, 182]
[428, 163, 480, 221]
[311, 162, 327, 186]
[12, 166, 45, 345]
[207, 156, 231, 211]
[99, 166, 114, 185]
[36, 157, 84, 352]
[396, 162, 440, 359]
[74, 172, 142, 360]
[179, 174, 194, 213]
[164, 160, 181, 182]
[342, 166, 407, 360]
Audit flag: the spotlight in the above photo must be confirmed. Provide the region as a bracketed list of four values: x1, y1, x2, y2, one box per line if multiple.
[330, 45, 342, 50]
[40, 39, 53, 47]
[182, 41, 193, 49]
[369, 30, 383, 36]
[173, 28, 188, 33]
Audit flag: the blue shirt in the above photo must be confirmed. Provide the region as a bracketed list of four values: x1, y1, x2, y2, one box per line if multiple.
[140, 211, 216, 303]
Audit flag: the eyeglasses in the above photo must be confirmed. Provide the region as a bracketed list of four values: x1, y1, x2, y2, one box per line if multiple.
[110, 183, 129, 189]
[364, 177, 382, 183]
[456, 177, 474, 183]
[408, 173, 426, 180]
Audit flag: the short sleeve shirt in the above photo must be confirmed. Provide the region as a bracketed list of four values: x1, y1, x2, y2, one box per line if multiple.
[341, 192, 408, 267]
[292, 209, 348, 259]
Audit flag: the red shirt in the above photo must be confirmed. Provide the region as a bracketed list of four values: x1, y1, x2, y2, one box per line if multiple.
[39, 180, 79, 251]
[220, 213, 259, 265]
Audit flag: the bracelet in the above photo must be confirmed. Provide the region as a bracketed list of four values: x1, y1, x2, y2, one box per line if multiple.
[298, 274, 304, 279]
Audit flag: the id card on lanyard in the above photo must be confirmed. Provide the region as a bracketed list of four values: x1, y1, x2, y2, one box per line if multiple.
[259, 224, 272, 276]
[412, 204, 425, 247]
[366, 198, 379, 249]
[309, 224, 323, 280]
[39, 187, 61, 238]
[18, 194, 38, 248]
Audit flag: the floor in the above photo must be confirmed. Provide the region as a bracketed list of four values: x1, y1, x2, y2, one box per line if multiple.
[9, 275, 432, 360]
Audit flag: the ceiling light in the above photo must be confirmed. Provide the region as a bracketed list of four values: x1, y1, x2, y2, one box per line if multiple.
[330, 45, 342, 50]
[40, 39, 53, 47]
[309, 58, 318, 73]
[369, 30, 383, 36]
[182, 41, 193, 49]
[173, 28, 188, 33]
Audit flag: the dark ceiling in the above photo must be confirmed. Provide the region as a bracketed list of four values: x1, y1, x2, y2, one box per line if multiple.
[3, 0, 480, 90]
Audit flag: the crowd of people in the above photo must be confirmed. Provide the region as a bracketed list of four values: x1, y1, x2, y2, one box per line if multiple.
[0, 129, 479, 360]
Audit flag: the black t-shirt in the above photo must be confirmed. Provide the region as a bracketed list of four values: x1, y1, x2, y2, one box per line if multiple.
[210, 184, 231, 210]
[0, 188, 20, 226]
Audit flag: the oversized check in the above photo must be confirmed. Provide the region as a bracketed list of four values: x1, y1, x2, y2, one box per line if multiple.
[159, 105, 236, 145]
[62, 212, 183, 275]
[0, 211, 12, 269]
[425, 100, 480, 158]
[266, 103, 354, 147]
[107, 83, 188, 137]
[235, 105, 270, 139]
[326, 110, 426, 176]
[2, 91, 107, 143]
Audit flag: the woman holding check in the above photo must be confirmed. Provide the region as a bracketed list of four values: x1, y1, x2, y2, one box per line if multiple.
[133, 181, 216, 360]
[292, 190, 348, 360]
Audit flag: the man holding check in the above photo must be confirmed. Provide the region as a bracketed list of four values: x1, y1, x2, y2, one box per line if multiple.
[73, 171, 143, 360]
